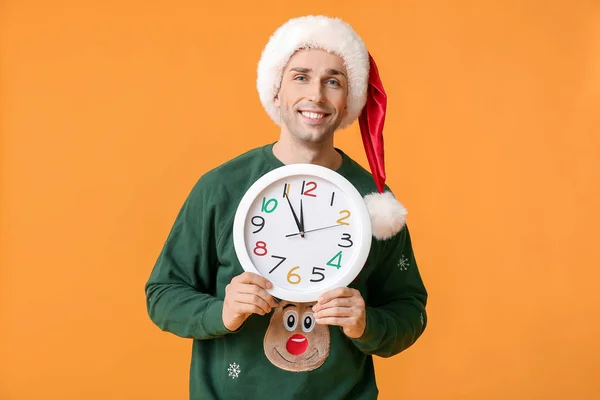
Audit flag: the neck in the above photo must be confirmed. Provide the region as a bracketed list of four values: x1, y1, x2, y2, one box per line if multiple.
[273, 132, 343, 170]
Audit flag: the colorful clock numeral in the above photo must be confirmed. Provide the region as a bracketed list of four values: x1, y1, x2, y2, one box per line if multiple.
[337, 210, 351, 225]
[261, 197, 278, 213]
[287, 266, 301, 284]
[310, 267, 325, 282]
[302, 181, 317, 197]
[251, 216, 265, 234]
[270, 255, 286, 273]
[253, 241, 268, 256]
[327, 251, 343, 269]
[338, 233, 353, 248]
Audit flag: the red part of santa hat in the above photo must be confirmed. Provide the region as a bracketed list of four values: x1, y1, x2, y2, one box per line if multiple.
[359, 53, 387, 194]
[257, 15, 407, 239]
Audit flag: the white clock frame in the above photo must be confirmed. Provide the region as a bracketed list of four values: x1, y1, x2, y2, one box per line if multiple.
[233, 163, 372, 302]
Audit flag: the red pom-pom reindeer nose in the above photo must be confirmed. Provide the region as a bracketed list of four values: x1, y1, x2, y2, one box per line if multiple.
[286, 334, 308, 355]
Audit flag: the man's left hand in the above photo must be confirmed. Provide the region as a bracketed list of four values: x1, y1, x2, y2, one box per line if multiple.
[313, 287, 366, 339]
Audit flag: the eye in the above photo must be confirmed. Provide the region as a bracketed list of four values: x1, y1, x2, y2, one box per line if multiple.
[326, 79, 339, 86]
[301, 312, 316, 333]
[294, 75, 307, 82]
[283, 310, 298, 331]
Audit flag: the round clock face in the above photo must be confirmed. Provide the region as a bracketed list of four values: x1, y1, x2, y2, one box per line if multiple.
[233, 164, 372, 302]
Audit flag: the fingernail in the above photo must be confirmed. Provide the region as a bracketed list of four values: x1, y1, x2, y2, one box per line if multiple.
[266, 281, 273, 289]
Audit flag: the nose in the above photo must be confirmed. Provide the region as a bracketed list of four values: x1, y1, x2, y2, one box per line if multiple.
[308, 81, 325, 103]
[286, 334, 308, 355]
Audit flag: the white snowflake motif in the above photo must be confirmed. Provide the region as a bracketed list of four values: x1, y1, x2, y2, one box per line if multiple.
[228, 362, 241, 379]
[397, 255, 410, 271]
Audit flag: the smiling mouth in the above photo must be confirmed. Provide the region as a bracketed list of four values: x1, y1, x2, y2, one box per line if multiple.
[274, 347, 319, 364]
[298, 110, 330, 121]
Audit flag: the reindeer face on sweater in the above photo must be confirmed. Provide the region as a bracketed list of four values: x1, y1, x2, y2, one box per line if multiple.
[263, 301, 330, 372]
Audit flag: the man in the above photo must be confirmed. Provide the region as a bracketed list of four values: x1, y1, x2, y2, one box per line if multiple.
[145, 15, 428, 399]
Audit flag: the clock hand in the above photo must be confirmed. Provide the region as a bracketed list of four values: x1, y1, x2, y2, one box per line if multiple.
[284, 193, 305, 238]
[285, 224, 343, 238]
[300, 199, 305, 233]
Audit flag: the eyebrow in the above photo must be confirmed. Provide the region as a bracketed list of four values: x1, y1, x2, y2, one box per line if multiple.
[326, 69, 347, 78]
[288, 67, 347, 79]
[282, 304, 297, 310]
[289, 67, 311, 74]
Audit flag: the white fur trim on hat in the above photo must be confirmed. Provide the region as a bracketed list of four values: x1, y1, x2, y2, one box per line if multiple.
[257, 15, 369, 130]
[364, 191, 407, 240]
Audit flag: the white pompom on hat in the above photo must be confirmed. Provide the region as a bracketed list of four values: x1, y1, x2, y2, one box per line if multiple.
[257, 15, 407, 240]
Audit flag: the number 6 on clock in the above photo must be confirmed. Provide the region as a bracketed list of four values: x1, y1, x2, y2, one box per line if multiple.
[287, 266, 301, 285]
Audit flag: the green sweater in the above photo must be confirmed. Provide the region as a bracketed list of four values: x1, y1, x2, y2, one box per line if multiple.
[145, 144, 428, 400]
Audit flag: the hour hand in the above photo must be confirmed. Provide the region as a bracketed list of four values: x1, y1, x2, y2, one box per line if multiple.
[285, 193, 304, 237]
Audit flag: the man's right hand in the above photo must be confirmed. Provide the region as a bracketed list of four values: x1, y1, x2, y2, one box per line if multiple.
[222, 272, 279, 332]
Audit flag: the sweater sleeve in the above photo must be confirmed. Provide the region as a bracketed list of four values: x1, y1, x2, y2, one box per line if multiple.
[351, 224, 428, 357]
[144, 178, 234, 339]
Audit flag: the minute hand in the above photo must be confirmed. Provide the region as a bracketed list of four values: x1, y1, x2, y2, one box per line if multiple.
[284, 193, 304, 237]
[285, 224, 344, 238]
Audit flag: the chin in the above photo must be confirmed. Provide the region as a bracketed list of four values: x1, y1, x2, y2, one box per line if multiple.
[293, 128, 335, 144]
[281, 115, 341, 144]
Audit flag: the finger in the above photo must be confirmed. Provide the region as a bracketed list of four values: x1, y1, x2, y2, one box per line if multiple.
[315, 316, 352, 327]
[312, 297, 353, 312]
[233, 272, 273, 290]
[233, 302, 269, 316]
[235, 283, 279, 308]
[233, 292, 273, 314]
[317, 287, 357, 305]
[314, 307, 355, 319]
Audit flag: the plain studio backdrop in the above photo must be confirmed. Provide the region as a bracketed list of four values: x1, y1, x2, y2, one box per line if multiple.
[1, 1, 599, 399]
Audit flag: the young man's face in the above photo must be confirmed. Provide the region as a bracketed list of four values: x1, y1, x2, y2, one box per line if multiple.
[274, 48, 349, 144]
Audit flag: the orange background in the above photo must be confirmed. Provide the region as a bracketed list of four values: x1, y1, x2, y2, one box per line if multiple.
[1, 1, 599, 399]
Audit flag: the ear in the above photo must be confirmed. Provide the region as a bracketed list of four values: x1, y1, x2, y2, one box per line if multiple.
[273, 94, 281, 108]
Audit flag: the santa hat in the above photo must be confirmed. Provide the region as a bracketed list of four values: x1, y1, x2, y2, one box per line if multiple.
[257, 15, 407, 240]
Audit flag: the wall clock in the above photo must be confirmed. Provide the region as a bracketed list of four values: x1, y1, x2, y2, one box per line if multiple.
[233, 164, 372, 302]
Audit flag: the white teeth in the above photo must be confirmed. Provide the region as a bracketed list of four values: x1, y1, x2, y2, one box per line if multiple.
[300, 111, 325, 119]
